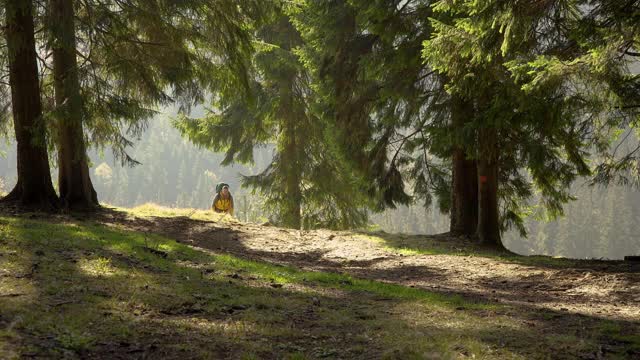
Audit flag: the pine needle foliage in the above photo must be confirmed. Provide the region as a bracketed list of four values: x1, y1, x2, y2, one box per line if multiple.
[422, 0, 614, 236]
[289, 0, 453, 212]
[176, 3, 370, 230]
[41, 0, 262, 165]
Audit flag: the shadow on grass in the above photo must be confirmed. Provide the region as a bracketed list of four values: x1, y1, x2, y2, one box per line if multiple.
[2, 212, 639, 359]
[128, 213, 638, 317]
[1, 217, 383, 358]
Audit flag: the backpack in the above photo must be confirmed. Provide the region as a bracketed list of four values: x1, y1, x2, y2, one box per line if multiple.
[215, 182, 230, 194]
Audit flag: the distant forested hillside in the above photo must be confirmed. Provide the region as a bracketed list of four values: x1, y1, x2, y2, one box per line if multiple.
[0, 110, 273, 222]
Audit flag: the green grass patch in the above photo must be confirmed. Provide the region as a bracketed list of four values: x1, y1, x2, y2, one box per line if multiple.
[215, 254, 494, 310]
[598, 321, 640, 353]
[109, 202, 234, 223]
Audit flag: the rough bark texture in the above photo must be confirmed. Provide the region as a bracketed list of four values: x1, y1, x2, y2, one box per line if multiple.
[280, 81, 302, 230]
[51, 0, 99, 209]
[283, 125, 302, 230]
[451, 151, 478, 236]
[449, 95, 478, 237]
[476, 128, 503, 248]
[2, 0, 58, 208]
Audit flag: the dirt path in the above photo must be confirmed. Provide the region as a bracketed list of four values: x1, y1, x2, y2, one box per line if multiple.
[92, 210, 640, 323]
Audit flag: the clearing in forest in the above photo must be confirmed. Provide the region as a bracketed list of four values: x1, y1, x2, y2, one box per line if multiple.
[0, 204, 638, 359]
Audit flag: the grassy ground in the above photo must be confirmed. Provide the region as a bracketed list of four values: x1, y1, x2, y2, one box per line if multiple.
[0, 210, 637, 359]
[116, 203, 236, 223]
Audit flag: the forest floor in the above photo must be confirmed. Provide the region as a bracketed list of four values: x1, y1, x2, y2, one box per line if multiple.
[1, 203, 639, 359]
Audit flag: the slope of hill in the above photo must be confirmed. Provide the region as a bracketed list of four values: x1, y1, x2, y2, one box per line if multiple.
[1, 205, 639, 359]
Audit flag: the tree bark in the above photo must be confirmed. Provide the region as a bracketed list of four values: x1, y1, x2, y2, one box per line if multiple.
[449, 95, 478, 237]
[476, 128, 503, 249]
[283, 118, 302, 230]
[50, 0, 99, 209]
[2, 0, 58, 209]
[451, 150, 478, 235]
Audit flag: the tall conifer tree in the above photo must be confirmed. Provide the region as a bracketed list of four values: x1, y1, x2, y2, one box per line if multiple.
[423, 1, 595, 248]
[2, 0, 58, 208]
[177, 4, 369, 229]
[39, 0, 261, 210]
[290, 0, 451, 214]
[49, 0, 98, 209]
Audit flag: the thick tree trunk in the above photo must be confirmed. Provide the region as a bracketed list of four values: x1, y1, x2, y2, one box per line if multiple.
[451, 150, 478, 236]
[449, 95, 478, 237]
[275, 29, 302, 230]
[476, 128, 503, 249]
[2, 0, 58, 208]
[50, 0, 99, 210]
[283, 120, 302, 230]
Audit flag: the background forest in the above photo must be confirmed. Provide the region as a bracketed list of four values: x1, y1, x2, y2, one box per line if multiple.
[1, 111, 638, 260]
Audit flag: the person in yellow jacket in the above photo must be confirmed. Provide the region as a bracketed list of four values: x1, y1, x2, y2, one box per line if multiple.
[212, 184, 234, 216]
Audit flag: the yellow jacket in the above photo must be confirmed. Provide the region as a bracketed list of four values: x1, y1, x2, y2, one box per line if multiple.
[212, 193, 234, 214]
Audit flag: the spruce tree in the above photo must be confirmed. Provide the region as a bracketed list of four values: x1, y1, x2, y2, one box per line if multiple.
[177, 5, 369, 229]
[49, 0, 98, 209]
[289, 0, 456, 218]
[36, 0, 261, 211]
[423, 1, 596, 248]
[1, 0, 58, 209]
